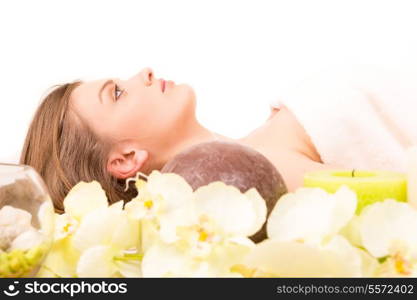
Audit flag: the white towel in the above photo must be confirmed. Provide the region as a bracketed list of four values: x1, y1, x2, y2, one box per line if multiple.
[270, 65, 417, 172]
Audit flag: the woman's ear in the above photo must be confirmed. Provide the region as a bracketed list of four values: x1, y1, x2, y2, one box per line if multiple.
[107, 146, 149, 179]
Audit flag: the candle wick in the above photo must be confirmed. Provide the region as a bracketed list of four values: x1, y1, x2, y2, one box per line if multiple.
[351, 169, 355, 178]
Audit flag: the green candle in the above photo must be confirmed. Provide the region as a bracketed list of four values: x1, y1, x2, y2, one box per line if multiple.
[303, 170, 407, 213]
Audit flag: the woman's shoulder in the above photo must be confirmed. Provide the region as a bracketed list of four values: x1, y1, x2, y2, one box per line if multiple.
[251, 139, 341, 192]
[267, 105, 323, 163]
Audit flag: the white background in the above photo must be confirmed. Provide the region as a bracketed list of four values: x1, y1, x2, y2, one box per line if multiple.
[1, 0, 417, 163]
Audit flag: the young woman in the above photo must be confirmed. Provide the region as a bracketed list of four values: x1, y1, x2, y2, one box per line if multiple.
[21, 66, 412, 212]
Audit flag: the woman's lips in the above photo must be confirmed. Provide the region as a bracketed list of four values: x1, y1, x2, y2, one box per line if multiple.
[161, 79, 166, 92]
[161, 79, 175, 93]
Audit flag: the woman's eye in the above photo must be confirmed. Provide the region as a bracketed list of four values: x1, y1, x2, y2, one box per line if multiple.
[114, 85, 123, 100]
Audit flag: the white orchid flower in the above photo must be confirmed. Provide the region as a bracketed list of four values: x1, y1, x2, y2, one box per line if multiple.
[125, 171, 197, 245]
[63, 181, 109, 221]
[141, 181, 266, 277]
[38, 181, 109, 277]
[54, 213, 78, 241]
[358, 199, 417, 276]
[267, 186, 357, 246]
[73, 201, 141, 277]
[52, 181, 109, 242]
[245, 186, 376, 277]
[125, 171, 195, 220]
[141, 242, 208, 277]
[77, 245, 142, 278]
[124, 179, 164, 220]
[171, 182, 265, 259]
[37, 200, 55, 240]
[340, 215, 364, 248]
[240, 235, 375, 277]
[141, 240, 249, 277]
[38, 181, 142, 278]
[194, 182, 267, 238]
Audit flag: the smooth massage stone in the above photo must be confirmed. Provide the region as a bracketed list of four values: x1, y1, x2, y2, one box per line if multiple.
[303, 169, 407, 213]
[161, 141, 288, 243]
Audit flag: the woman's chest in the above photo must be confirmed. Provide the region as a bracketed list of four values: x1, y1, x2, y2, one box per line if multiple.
[250, 106, 322, 162]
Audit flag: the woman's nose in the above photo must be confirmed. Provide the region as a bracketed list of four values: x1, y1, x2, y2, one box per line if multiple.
[141, 67, 154, 86]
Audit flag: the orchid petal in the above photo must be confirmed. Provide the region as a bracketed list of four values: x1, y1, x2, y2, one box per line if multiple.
[63, 181, 108, 220]
[244, 237, 363, 277]
[244, 188, 268, 235]
[124, 198, 148, 220]
[146, 171, 194, 211]
[40, 237, 80, 278]
[77, 245, 117, 277]
[142, 243, 197, 277]
[72, 203, 139, 252]
[115, 259, 142, 278]
[194, 182, 258, 236]
[267, 186, 357, 245]
[54, 213, 78, 241]
[359, 199, 417, 258]
[37, 201, 55, 237]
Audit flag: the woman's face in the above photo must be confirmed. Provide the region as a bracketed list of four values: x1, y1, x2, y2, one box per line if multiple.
[70, 67, 197, 149]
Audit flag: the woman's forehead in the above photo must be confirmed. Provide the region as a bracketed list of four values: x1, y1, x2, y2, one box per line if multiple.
[71, 79, 107, 101]
[69, 79, 109, 123]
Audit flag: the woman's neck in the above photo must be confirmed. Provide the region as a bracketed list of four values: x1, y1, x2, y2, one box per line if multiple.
[150, 107, 320, 172]
[150, 121, 236, 171]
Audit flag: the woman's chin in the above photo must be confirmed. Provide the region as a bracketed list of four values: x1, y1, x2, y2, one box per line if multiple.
[175, 83, 196, 105]
[177, 83, 195, 94]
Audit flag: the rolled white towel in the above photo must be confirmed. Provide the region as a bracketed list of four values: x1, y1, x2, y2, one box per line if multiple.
[270, 65, 417, 172]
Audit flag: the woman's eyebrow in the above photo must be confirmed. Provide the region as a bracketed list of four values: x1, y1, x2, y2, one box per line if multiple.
[98, 80, 113, 103]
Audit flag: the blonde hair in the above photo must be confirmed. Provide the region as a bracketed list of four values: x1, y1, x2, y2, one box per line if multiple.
[20, 82, 137, 213]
